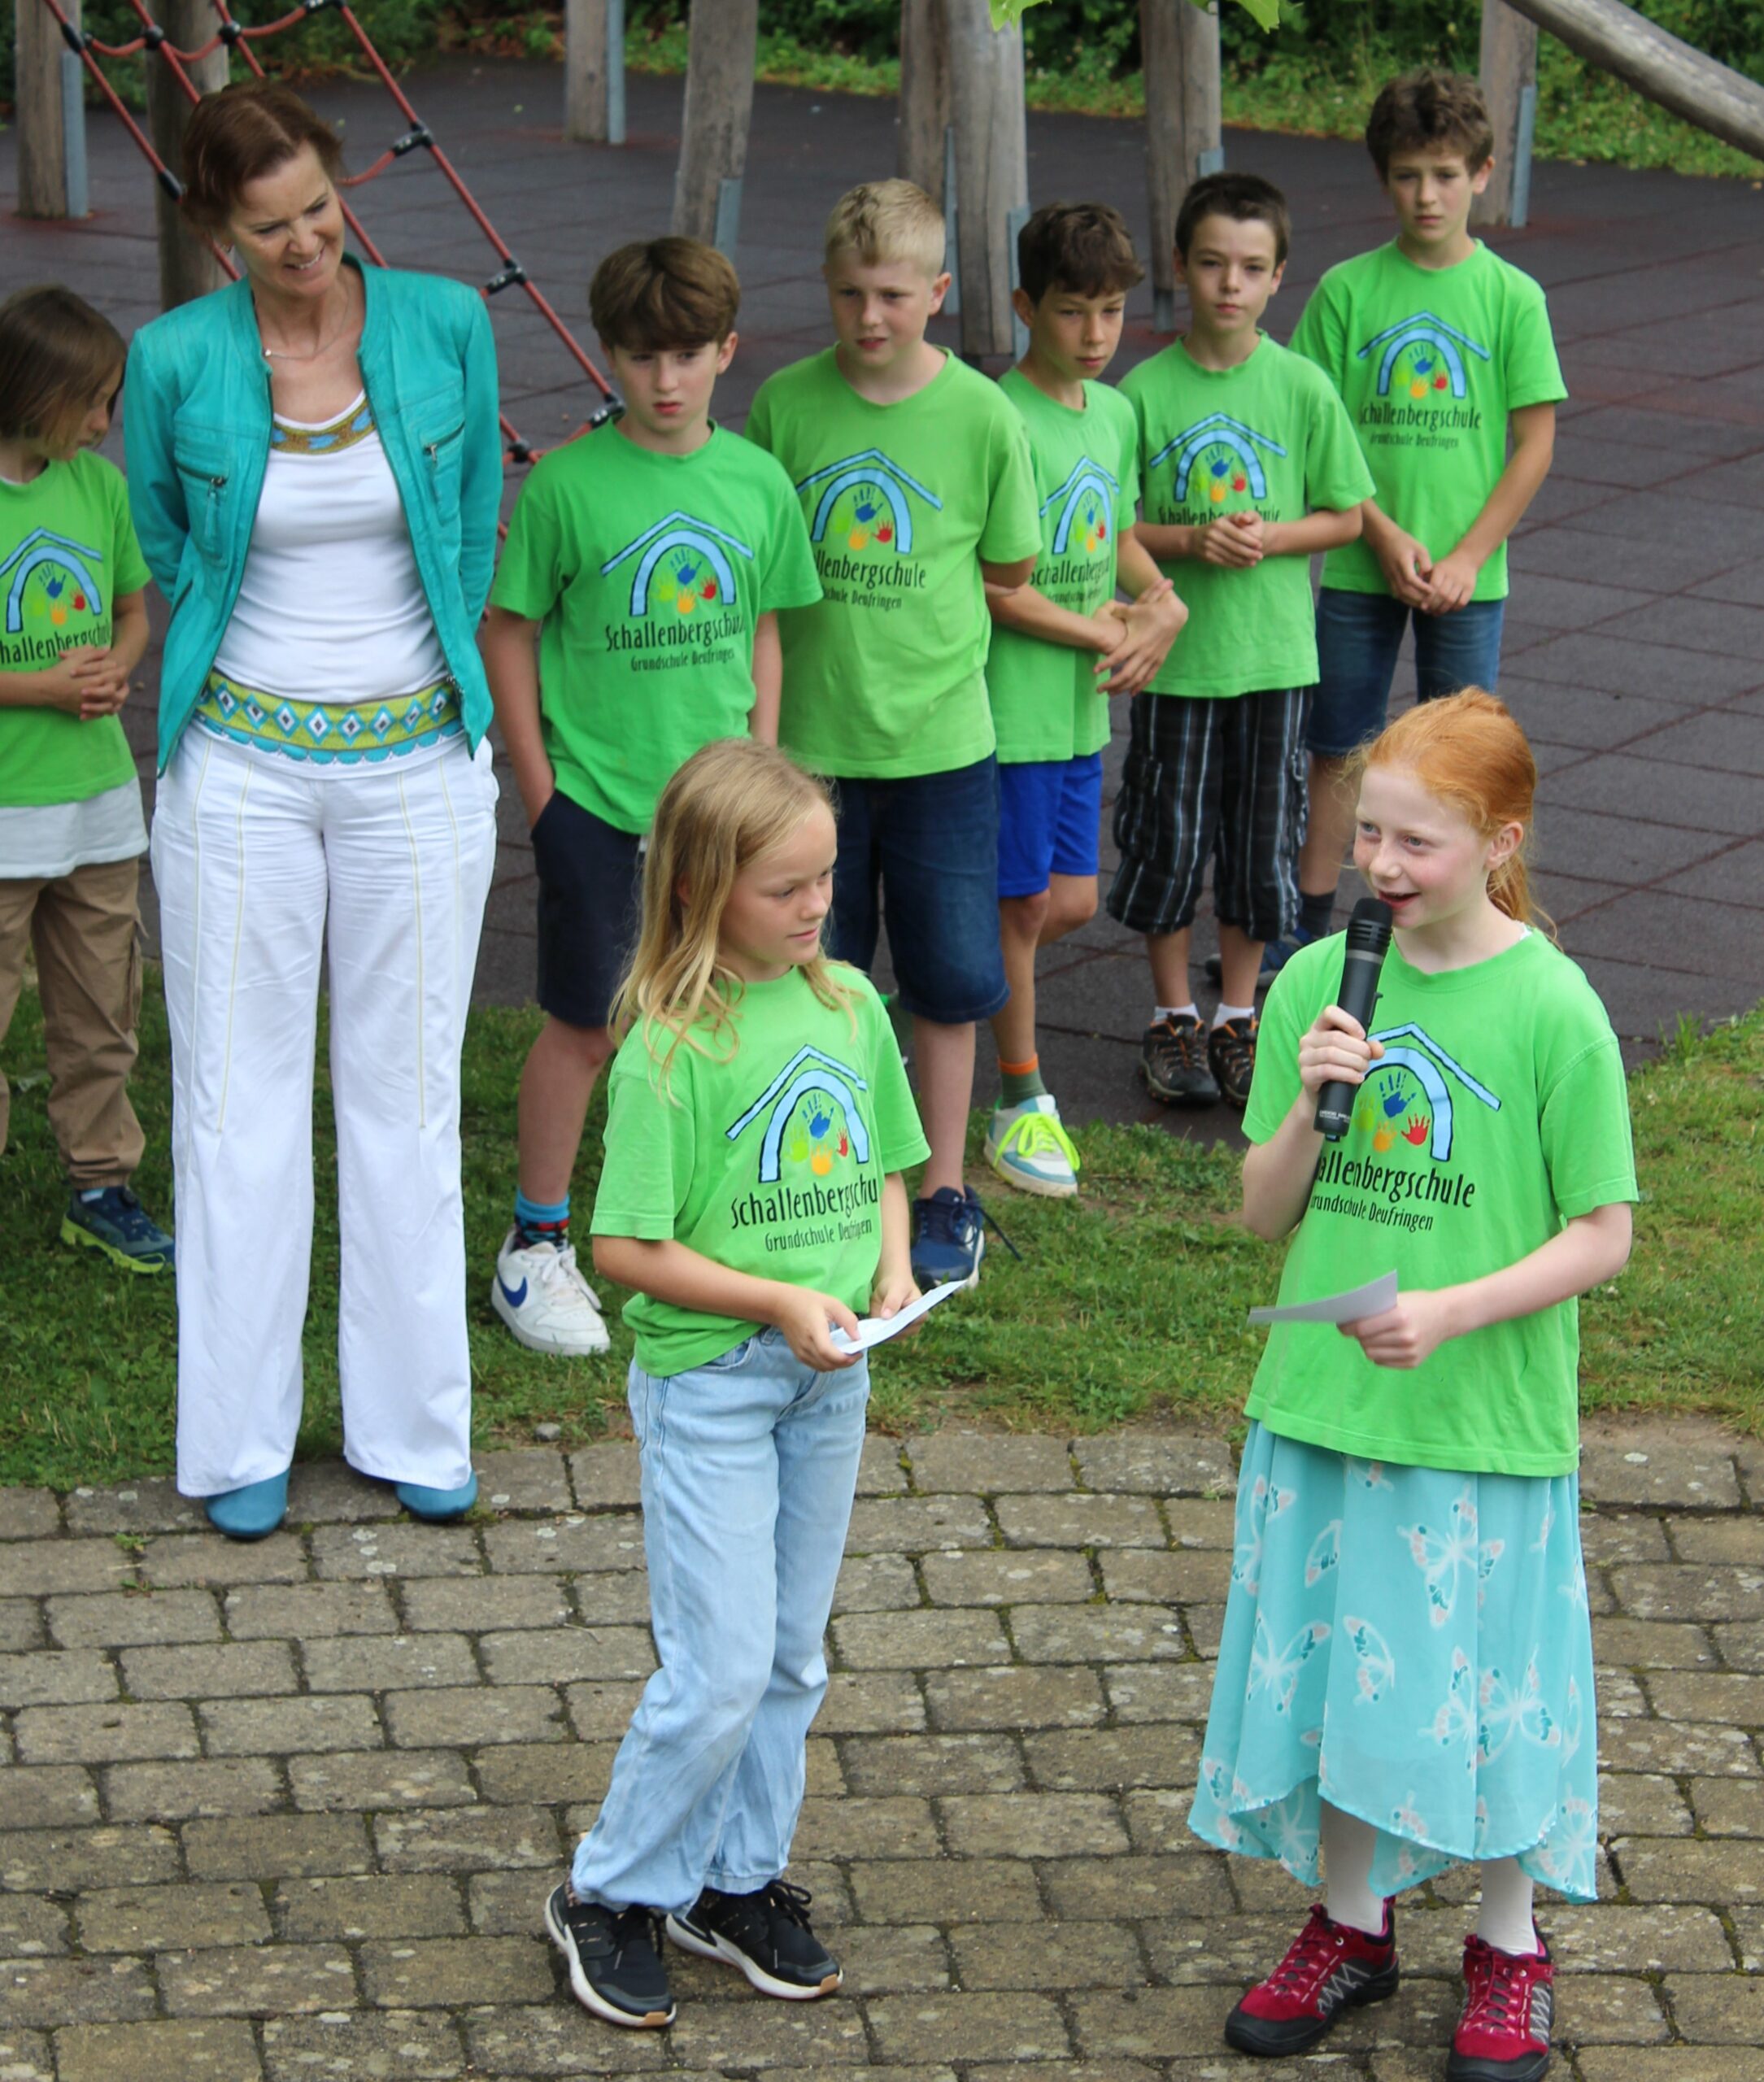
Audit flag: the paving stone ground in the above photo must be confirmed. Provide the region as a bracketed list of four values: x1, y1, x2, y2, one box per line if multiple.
[2, 1417, 1762, 2079]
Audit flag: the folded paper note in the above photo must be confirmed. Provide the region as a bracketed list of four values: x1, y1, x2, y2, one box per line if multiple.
[830, 1280, 965, 1354]
[1248, 1270, 1400, 1327]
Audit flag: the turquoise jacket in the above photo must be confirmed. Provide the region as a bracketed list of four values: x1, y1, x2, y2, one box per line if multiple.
[124, 260, 502, 769]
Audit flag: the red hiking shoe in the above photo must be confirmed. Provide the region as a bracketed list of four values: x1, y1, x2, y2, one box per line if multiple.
[1224, 1900, 1399, 2056]
[1448, 1932, 1554, 2082]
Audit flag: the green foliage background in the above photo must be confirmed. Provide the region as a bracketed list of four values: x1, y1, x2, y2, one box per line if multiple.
[4, 3, 1762, 178]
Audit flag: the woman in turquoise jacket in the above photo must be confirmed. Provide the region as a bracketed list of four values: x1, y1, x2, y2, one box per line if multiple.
[125, 82, 503, 1541]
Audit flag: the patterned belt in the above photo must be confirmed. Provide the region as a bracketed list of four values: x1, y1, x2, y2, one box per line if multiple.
[193, 669, 463, 766]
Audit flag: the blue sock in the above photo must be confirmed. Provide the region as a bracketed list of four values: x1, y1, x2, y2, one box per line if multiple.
[514, 1190, 570, 1245]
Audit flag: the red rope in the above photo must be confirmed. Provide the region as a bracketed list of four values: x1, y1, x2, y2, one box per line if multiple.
[32, 0, 617, 470]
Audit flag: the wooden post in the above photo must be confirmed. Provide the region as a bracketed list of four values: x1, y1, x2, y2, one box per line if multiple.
[899, 0, 950, 202]
[1500, 0, 1764, 160]
[1140, 0, 1223, 333]
[15, 0, 83, 220]
[1473, 0, 1539, 229]
[671, 0, 758, 256]
[145, 2, 229, 311]
[565, 0, 625, 146]
[947, 0, 1027, 361]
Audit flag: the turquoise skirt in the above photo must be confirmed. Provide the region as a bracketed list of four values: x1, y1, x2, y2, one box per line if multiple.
[1189, 1422, 1598, 1901]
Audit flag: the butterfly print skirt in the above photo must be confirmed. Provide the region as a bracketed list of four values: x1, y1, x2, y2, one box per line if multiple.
[1188, 1423, 1599, 1901]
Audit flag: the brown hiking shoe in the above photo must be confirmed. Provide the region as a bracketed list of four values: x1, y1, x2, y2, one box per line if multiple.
[1207, 1015, 1258, 1109]
[1140, 1014, 1220, 1107]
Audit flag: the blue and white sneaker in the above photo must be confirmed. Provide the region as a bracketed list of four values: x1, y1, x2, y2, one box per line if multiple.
[985, 1095, 1080, 1199]
[1205, 925, 1316, 992]
[492, 1228, 610, 1357]
[61, 1187, 174, 1274]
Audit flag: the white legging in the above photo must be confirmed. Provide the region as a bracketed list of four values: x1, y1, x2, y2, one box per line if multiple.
[152, 729, 497, 1497]
[1322, 1801, 1536, 1953]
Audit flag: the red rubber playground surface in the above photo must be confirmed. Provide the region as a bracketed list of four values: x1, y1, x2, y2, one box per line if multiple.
[6, 54, 1762, 1135]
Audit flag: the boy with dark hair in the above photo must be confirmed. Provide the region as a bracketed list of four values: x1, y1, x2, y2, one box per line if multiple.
[1111, 172, 1374, 1109]
[1274, 68, 1563, 974]
[746, 180, 1042, 1286]
[983, 201, 1187, 1197]
[486, 236, 821, 1356]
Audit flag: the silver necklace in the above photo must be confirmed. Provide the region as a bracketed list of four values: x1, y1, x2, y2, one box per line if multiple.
[257, 277, 358, 363]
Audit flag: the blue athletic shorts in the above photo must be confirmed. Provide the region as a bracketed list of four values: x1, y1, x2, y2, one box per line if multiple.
[530, 787, 643, 1031]
[827, 756, 1008, 1026]
[996, 751, 1104, 899]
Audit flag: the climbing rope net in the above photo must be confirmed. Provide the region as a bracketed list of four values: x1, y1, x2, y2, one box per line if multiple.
[36, 0, 617, 472]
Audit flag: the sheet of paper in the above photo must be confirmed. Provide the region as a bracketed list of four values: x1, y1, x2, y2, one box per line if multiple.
[830, 1280, 965, 1354]
[1248, 1270, 1399, 1327]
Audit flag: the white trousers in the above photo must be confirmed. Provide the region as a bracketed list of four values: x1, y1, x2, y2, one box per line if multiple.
[152, 731, 498, 1496]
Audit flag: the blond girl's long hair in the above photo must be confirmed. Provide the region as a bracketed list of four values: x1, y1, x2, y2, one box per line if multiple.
[1347, 687, 1553, 937]
[611, 738, 853, 1082]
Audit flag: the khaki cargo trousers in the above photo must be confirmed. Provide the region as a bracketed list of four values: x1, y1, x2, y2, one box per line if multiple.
[0, 856, 146, 1190]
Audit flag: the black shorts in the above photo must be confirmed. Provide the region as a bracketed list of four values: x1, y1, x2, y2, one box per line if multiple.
[530, 788, 643, 1031]
[1105, 688, 1309, 943]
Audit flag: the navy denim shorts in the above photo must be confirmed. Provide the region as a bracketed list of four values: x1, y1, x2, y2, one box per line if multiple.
[529, 787, 642, 1031]
[1309, 588, 1507, 760]
[828, 756, 1008, 1025]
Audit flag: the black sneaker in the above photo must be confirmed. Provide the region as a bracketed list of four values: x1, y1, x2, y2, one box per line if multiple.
[666, 1880, 842, 1999]
[910, 1185, 985, 1288]
[544, 1881, 675, 2028]
[1140, 1014, 1219, 1107]
[1207, 1016, 1258, 1109]
[61, 1186, 174, 1273]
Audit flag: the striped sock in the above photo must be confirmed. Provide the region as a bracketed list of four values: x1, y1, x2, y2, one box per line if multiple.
[999, 1054, 1048, 1106]
[514, 1189, 570, 1248]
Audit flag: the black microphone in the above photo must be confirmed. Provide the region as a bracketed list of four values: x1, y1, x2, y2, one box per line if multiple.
[1313, 897, 1395, 1142]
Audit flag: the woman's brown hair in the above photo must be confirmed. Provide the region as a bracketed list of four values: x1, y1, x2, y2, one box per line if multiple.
[180, 81, 345, 235]
[1349, 688, 1550, 934]
[0, 285, 125, 449]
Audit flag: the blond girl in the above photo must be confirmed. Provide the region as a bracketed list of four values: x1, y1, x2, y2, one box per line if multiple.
[545, 738, 925, 2031]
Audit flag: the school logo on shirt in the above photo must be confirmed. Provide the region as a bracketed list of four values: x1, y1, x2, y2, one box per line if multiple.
[725, 1046, 881, 1246]
[0, 528, 106, 665]
[1042, 458, 1120, 556]
[1148, 413, 1287, 519]
[1357, 307, 1499, 406]
[1310, 1023, 1501, 1235]
[600, 511, 756, 618]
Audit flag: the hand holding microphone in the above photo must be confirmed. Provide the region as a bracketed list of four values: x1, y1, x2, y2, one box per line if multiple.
[1310, 898, 1394, 1140]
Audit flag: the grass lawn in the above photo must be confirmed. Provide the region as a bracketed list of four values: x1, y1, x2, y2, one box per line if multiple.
[2, 976, 1759, 1492]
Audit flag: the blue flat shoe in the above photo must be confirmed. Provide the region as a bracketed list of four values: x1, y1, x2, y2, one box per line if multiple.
[395, 1472, 478, 1522]
[205, 1470, 290, 1541]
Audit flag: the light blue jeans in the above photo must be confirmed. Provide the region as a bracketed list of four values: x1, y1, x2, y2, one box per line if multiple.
[570, 1328, 870, 1914]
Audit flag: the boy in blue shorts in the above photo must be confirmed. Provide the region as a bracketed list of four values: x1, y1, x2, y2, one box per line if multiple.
[1276, 69, 1564, 973]
[746, 180, 1041, 1286]
[485, 238, 821, 1356]
[984, 202, 1187, 1197]
[1113, 173, 1373, 1110]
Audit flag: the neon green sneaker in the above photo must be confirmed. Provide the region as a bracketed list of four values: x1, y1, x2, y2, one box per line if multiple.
[984, 1094, 1080, 1199]
[61, 1187, 175, 1274]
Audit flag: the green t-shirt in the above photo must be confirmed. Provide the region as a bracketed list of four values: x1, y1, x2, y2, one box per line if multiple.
[1123, 336, 1374, 699]
[744, 350, 1041, 778]
[0, 452, 150, 808]
[591, 965, 930, 1376]
[987, 368, 1139, 764]
[490, 422, 822, 834]
[1289, 240, 1566, 603]
[1243, 929, 1636, 1478]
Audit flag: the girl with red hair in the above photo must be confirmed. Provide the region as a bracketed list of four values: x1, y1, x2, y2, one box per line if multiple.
[1194, 690, 1636, 2082]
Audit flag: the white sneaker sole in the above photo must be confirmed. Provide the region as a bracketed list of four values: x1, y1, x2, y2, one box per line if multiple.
[492, 1278, 612, 1357]
[664, 1913, 841, 2000]
[543, 1888, 675, 2028]
[984, 1140, 1078, 1199]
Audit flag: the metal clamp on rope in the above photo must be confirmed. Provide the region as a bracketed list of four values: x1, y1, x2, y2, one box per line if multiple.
[155, 168, 185, 200]
[219, 18, 242, 43]
[303, 0, 346, 15]
[484, 262, 528, 294]
[507, 439, 535, 465]
[585, 394, 622, 430]
[57, 17, 92, 53]
[390, 126, 433, 158]
[142, 21, 165, 46]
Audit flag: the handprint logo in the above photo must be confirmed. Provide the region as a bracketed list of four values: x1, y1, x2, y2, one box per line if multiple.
[1209, 455, 1230, 504]
[1378, 1073, 1409, 1120]
[1401, 1116, 1431, 1148]
[1354, 1099, 1378, 1135]
[671, 553, 702, 614]
[1373, 1122, 1397, 1152]
[807, 1104, 837, 1175]
[847, 486, 891, 550]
